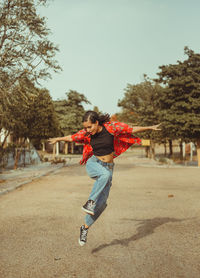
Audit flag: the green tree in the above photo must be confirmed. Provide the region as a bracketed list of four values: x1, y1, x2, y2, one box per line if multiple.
[118, 77, 162, 134]
[54, 90, 91, 135]
[118, 77, 164, 158]
[0, 0, 61, 144]
[0, 0, 61, 87]
[155, 47, 200, 164]
[0, 77, 60, 168]
[3, 77, 60, 141]
[93, 106, 100, 113]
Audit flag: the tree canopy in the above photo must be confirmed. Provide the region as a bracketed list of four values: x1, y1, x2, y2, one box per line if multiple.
[1, 77, 60, 143]
[0, 0, 61, 89]
[0, 0, 61, 147]
[54, 90, 91, 135]
[117, 76, 163, 141]
[156, 47, 200, 142]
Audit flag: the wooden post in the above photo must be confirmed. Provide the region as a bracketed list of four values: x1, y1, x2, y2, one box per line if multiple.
[182, 142, 186, 159]
[142, 139, 150, 158]
[42, 141, 45, 152]
[190, 142, 193, 162]
[71, 142, 74, 154]
[64, 142, 69, 154]
[197, 139, 200, 167]
[56, 142, 59, 156]
[52, 143, 56, 159]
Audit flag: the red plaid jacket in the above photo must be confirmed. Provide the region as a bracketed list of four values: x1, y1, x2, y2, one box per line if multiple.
[71, 121, 141, 164]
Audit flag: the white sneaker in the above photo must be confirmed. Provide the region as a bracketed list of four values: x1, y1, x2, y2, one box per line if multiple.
[79, 225, 88, 246]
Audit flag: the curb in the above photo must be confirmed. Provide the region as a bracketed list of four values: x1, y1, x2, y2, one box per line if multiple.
[0, 164, 65, 197]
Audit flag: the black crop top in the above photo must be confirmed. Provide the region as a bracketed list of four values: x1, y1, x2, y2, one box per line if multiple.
[90, 126, 114, 156]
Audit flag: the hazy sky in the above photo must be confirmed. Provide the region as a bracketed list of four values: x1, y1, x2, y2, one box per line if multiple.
[39, 0, 200, 114]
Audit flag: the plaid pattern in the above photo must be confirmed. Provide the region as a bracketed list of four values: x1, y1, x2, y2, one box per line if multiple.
[71, 121, 141, 164]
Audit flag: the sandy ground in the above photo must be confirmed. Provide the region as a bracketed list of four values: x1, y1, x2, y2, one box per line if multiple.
[0, 153, 200, 278]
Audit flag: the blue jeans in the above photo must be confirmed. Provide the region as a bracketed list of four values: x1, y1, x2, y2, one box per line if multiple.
[85, 155, 114, 227]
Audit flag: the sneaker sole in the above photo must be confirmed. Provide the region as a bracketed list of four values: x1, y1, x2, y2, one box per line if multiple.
[79, 239, 86, 246]
[82, 207, 95, 215]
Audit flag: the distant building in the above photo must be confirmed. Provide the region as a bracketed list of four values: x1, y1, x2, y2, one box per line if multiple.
[0, 129, 13, 147]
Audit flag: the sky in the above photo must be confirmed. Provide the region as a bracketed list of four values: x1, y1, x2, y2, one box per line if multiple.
[39, 0, 200, 114]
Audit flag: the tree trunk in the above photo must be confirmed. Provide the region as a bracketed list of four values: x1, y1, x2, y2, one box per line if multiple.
[64, 142, 69, 154]
[23, 146, 26, 167]
[197, 139, 200, 167]
[169, 140, 173, 157]
[1, 131, 10, 148]
[14, 148, 21, 169]
[145, 146, 150, 158]
[150, 140, 155, 159]
[179, 141, 183, 158]
[164, 143, 167, 156]
[71, 142, 74, 154]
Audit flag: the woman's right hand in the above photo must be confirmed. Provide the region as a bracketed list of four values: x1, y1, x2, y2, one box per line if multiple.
[48, 138, 59, 144]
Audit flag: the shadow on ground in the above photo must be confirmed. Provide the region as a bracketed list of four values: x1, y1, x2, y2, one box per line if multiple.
[91, 217, 186, 254]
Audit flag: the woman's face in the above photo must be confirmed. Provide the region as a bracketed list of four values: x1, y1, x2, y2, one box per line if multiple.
[83, 120, 99, 135]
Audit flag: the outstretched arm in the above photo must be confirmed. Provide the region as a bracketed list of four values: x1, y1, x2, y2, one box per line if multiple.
[132, 124, 161, 133]
[48, 135, 73, 145]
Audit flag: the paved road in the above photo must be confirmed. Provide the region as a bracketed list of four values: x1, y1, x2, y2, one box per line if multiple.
[0, 155, 200, 278]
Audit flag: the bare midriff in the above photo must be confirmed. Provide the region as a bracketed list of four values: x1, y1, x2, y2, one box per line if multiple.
[96, 152, 114, 163]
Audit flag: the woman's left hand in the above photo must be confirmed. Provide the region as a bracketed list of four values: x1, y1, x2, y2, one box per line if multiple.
[150, 123, 162, 131]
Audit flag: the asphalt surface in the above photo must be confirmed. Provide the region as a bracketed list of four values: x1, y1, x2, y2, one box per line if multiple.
[0, 154, 200, 278]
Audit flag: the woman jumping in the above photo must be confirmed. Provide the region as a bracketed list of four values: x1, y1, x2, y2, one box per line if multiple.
[48, 111, 160, 246]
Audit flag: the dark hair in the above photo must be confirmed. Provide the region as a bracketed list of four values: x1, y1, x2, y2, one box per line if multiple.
[83, 110, 110, 125]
